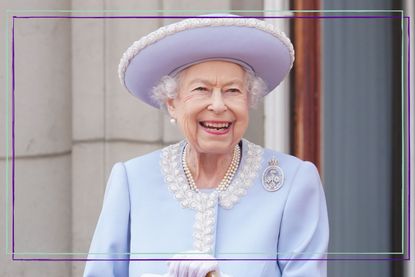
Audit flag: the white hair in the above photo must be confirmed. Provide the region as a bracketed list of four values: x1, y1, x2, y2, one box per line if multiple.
[151, 69, 268, 110]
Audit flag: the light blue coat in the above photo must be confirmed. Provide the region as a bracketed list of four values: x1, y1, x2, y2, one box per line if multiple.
[84, 139, 329, 276]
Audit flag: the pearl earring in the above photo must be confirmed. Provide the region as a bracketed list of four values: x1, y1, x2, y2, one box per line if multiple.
[170, 118, 177, 124]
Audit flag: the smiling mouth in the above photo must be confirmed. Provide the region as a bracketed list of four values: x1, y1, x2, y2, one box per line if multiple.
[199, 121, 232, 131]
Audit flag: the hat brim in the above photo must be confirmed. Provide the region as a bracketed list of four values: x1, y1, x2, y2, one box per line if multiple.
[123, 21, 293, 108]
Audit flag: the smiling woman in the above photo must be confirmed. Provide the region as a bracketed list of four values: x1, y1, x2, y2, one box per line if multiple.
[84, 14, 329, 277]
[166, 61, 250, 190]
[166, 61, 249, 157]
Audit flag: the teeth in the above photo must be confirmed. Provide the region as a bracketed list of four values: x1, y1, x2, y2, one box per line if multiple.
[201, 122, 231, 129]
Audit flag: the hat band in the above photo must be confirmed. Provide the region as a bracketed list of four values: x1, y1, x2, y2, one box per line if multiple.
[169, 57, 255, 77]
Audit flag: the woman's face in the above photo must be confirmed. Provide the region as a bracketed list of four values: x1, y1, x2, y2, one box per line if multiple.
[166, 61, 250, 155]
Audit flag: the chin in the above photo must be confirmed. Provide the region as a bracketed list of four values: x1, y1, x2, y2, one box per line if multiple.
[197, 139, 239, 154]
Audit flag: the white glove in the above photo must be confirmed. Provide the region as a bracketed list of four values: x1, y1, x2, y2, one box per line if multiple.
[166, 252, 229, 277]
[141, 252, 232, 277]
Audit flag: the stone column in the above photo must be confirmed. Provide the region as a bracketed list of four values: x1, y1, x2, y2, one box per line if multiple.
[71, 1, 164, 276]
[0, 1, 72, 276]
[70, 2, 105, 276]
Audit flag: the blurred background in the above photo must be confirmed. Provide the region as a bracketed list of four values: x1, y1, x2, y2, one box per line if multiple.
[1, 0, 414, 276]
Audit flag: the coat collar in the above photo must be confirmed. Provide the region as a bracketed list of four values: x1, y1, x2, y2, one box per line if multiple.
[160, 139, 264, 210]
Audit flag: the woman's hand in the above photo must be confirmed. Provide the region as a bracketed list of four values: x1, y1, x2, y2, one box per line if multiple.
[140, 252, 232, 277]
[166, 252, 219, 277]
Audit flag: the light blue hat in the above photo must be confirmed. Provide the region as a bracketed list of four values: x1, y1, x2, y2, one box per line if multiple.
[118, 14, 295, 108]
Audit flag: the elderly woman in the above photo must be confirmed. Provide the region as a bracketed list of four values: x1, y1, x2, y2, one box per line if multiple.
[84, 14, 329, 277]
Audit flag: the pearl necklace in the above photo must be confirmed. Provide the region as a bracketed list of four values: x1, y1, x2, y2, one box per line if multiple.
[182, 143, 241, 192]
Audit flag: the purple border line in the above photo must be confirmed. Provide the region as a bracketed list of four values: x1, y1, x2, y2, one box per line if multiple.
[11, 257, 408, 262]
[12, 15, 404, 20]
[9, 14, 410, 262]
[11, 15, 16, 261]
[407, 15, 411, 261]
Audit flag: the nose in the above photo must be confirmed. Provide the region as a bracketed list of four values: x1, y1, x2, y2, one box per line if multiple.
[208, 89, 227, 113]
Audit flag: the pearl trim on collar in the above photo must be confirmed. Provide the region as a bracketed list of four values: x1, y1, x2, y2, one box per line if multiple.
[160, 139, 263, 252]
